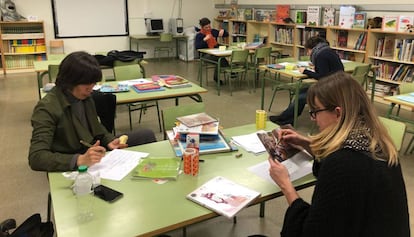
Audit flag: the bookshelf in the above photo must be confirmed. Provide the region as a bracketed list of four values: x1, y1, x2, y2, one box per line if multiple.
[269, 22, 296, 58]
[296, 25, 327, 58]
[246, 21, 269, 43]
[326, 26, 368, 62]
[0, 21, 47, 74]
[229, 20, 247, 43]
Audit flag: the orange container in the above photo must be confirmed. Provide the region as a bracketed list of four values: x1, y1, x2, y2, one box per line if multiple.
[183, 148, 199, 176]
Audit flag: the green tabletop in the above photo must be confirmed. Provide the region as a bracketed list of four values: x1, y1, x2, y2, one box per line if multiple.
[48, 122, 316, 237]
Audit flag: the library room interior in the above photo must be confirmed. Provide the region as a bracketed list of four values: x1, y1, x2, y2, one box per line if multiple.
[0, 0, 413, 236]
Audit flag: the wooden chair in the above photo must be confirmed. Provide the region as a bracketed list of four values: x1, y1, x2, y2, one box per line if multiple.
[161, 103, 205, 140]
[154, 33, 173, 60]
[222, 49, 250, 96]
[113, 64, 161, 131]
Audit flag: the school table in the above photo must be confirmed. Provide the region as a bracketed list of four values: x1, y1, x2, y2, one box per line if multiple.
[48, 122, 316, 237]
[383, 93, 414, 123]
[260, 60, 374, 127]
[129, 34, 189, 61]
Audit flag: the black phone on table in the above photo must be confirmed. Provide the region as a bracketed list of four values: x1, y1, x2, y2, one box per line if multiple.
[93, 184, 123, 202]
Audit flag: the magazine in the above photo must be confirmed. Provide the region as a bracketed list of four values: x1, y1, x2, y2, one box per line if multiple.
[256, 127, 312, 162]
[173, 121, 220, 135]
[186, 176, 261, 218]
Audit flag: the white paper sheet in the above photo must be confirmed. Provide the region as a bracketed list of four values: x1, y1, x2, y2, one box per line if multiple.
[248, 152, 313, 184]
[88, 149, 149, 181]
[231, 131, 267, 154]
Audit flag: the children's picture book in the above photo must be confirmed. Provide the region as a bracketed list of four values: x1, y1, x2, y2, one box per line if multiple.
[166, 130, 232, 156]
[339, 6, 356, 28]
[337, 30, 348, 48]
[176, 112, 218, 127]
[397, 16, 414, 32]
[244, 8, 253, 20]
[132, 157, 181, 180]
[133, 82, 161, 91]
[353, 12, 367, 29]
[174, 121, 220, 135]
[306, 6, 322, 26]
[158, 76, 192, 89]
[186, 176, 261, 218]
[322, 7, 335, 26]
[99, 84, 130, 93]
[382, 15, 399, 32]
[256, 127, 312, 162]
[295, 10, 307, 24]
[275, 5, 290, 23]
[381, 36, 396, 57]
[151, 74, 176, 82]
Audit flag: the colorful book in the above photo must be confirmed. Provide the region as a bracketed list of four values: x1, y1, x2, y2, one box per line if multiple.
[322, 7, 335, 26]
[306, 6, 322, 26]
[275, 5, 290, 23]
[132, 157, 181, 180]
[382, 36, 396, 57]
[173, 121, 220, 135]
[244, 8, 253, 20]
[339, 6, 356, 29]
[166, 130, 232, 157]
[382, 15, 399, 32]
[159, 76, 192, 89]
[176, 112, 217, 127]
[186, 176, 261, 218]
[133, 82, 161, 90]
[295, 10, 307, 24]
[337, 30, 348, 48]
[397, 16, 414, 32]
[151, 74, 176, 82]
[131, 84, 165, 93]
[353, 12, 367, 29]
[99, 84, 130, 93]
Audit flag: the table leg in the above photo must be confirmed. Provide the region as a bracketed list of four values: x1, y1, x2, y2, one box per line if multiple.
[217, 57, 222, 96]
[261, 74, 266, 110]
[198, 55, 203, 86]
[293, 81, 301, 128]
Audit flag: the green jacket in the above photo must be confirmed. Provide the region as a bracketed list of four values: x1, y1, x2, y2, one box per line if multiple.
[29, 87, 115, 172]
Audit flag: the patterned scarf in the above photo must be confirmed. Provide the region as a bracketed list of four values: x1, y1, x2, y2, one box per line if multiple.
[200, 29, 217, 49]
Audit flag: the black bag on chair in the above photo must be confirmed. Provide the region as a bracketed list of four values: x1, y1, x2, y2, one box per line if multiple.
[0, 213, 54, 237]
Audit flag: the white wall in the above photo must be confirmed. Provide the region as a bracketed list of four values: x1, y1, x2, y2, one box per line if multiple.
[13, 0, 217, 54]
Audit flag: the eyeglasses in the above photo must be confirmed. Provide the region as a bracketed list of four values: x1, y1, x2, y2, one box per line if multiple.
[309, 108, 331, 119]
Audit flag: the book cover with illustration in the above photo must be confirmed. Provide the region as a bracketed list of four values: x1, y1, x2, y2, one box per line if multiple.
[382, 15, 399, 32]
[295, 10, 307, 24]
[322, 7, 335, 26]
[159, 76, 192, 89]
[174, 121, 220, 135]
[256, 127, 312, 162]
[132, 158, 181, 180]
[397, 16, 414, 32]
[337, 30, 348, 48]
[339, 6, 356, 28]
[275, 5, 290, 23]
[353, 12, 367, 29]
[187, 176, 261, 218]
[176, 112, 218, 127]
[306, 6, 322, 26]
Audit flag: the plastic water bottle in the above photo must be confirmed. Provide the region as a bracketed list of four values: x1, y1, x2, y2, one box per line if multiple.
[73, 165, 94, 221]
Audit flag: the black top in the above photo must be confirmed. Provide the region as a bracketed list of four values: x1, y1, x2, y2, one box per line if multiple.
[303, 47, 344, 79]
[281, 148, 410, 237]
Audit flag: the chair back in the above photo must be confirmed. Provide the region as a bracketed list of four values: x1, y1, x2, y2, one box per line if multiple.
[299, 55, 310, 61]
[254, 47, 271, 64]
[276, 57, 297, 63]
[161, 103, 206, 139]
[113, 64, 145, 81]
[398, 82, 414, 94]
[47, 64, 60, 83]
[92, 91, 117, 134]
[351, 64, 371, 88]
[379, 116, 406, 152]
[113, 58, 140, 67]
[160, 33, 173, 42]
[230, 49, 249, 66]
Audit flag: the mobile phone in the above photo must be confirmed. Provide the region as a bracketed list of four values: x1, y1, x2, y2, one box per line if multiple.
[93, 185, 123, 203]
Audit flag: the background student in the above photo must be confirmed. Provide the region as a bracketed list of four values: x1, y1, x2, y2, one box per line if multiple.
[270, 36, 344, 125]
[195, 17, 229, 84]
[29, 51, 156, 172]
[269, 71, 410, 237]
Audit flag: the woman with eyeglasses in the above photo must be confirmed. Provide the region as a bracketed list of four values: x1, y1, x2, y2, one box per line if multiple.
[268, 71, 410, 237]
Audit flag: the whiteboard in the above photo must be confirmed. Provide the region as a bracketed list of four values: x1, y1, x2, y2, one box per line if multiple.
[51, 0, 129, 38]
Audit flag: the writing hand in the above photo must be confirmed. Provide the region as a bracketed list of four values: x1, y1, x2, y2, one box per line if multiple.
[78, 140, 106, 167]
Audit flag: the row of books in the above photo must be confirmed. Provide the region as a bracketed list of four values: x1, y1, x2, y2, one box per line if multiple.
[1, 26, 43, 34]
[368, 82, 395, 97]
[232, 22, 247, 35]
[274, 28, 294, 44]
[382, 15, 414, 32]
[375, 37, 414, 62]
[297, 27, 326, 46]
[4, 54, 46, 69]
[375, 62, 414, 82]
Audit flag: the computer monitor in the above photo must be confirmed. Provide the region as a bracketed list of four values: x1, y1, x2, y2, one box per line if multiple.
[147, 18, 164, 35]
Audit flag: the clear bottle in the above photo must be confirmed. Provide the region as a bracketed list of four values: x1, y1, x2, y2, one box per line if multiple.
[73, 165, 94, 221]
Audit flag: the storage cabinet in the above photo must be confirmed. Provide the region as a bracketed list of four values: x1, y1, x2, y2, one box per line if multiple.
[0, 21, 47, 74]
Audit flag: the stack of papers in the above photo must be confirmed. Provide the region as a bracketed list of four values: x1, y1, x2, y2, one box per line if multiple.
[231, 131, 267, 155]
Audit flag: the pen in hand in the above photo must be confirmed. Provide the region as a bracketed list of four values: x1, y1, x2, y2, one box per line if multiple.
[80, 140, 105, 153]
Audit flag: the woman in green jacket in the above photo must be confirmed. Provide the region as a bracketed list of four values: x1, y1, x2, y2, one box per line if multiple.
[29, 51, 155, 172]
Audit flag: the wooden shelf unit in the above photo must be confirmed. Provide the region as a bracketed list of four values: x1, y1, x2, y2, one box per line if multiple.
[0, 21, 47, 74]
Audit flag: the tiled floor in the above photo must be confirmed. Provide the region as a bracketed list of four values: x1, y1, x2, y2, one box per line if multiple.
[0, 59, 412, 236]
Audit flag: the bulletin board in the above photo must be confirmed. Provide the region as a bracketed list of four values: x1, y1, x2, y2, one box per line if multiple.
[51, 0, 129, 38]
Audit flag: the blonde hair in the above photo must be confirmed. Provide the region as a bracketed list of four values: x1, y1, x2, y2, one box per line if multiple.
[307, 71, 398, 165]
